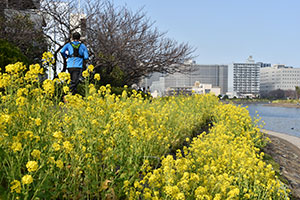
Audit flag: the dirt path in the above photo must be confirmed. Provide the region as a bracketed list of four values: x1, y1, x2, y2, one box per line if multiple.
[262, 131, 300, 199]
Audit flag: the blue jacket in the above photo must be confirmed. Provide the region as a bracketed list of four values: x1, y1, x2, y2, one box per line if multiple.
[60, 41, 89, 68]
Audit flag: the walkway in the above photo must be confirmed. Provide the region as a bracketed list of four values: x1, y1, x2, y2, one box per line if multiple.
[261, 129, 300, 150]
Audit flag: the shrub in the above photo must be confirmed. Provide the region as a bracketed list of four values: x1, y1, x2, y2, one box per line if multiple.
[0, 39, 30, 72]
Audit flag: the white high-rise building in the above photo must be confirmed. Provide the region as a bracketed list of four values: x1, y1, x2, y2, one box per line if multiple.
[233, 56, 260, 98]
[260, 64, 300, 93]
[70, 13, 87, 39]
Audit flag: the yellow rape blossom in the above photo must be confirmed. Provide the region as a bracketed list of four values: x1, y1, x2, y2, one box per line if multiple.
[63, 86, 70, 94]
[35, 118, 42, 126]
[11, 142, 22, 152]
[0, 60, 290, 199]
[48, 156, 56, 164]
[88, 64, 94, 72]
[53, 131, 63, 139]
[82, 70, 89, 78]
[25, 64, 43, 82]
[227, 188, 240, 198]
[10, 180, 21, 193]
[63, 141, 73, 153]
[42, 79, 55, 96]
[5, 62, 26, 74]
[42, 51, 55, 65]
[26, 161, 38, 172]
[58, 72, 71, 84]
[16, 96, 27, 106]
[52, 143, 61, 151]
[56, 160, 64, 169]
[31, 149, 41, 159]
[17, 88, 29, 97]
[94, 73, 100, 81]
[22, 175, 33, 185]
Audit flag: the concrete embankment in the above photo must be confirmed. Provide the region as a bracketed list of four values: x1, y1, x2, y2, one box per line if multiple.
[261, 129, 300, 150]
[262, 129, 300, 199]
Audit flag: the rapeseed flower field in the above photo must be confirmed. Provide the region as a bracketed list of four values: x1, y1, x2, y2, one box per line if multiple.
[0, 56, 290, 199]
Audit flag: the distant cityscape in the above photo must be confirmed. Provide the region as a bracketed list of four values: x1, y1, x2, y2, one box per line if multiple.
[142, 56, 300, 98]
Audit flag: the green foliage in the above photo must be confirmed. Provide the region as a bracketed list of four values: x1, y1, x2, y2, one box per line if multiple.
[0, 39, 30, 72]
[272, 99, 300, 104]
[296, 86, 300, 99]
[110, 66, 125, 87]
[0, 14, 47, 65]
[93, 52, 127, 87]
[96, 65, 125, 87]
[111, 86, 151, 99]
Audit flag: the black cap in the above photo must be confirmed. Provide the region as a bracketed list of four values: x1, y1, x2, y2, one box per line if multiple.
[72, 32, 81, 40]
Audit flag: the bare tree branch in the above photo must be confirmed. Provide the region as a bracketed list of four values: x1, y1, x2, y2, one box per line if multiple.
[39, 0, 195, 84]
[40, 0, 104, 77]
[85, 1, 195, 86]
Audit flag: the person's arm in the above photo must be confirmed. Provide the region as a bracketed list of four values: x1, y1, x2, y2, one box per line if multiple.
[81, 44, 89, 71]
[62, 56, 67, 72]
[60, 43, 69, 58]
[82, 44, 89, 60]
[60, 43, 70, 72]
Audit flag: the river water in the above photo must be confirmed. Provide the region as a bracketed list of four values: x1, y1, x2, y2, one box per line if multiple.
[242, 104, 300, 138]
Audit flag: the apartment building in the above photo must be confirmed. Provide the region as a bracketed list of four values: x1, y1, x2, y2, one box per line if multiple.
[260, 64, 300, 93]
[233, 56, 260, 98]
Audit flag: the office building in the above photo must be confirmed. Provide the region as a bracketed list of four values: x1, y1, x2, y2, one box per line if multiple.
[143, 63, 228, 96]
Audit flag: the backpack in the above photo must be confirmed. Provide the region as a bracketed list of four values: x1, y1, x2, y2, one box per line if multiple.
[71, 43, 83, 58]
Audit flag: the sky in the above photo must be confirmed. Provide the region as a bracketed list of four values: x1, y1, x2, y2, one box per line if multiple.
[111, 0, 300, 67]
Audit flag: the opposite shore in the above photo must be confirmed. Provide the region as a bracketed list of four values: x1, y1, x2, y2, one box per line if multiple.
[223, 99, 300, 108]
[264, 102, 300, 108]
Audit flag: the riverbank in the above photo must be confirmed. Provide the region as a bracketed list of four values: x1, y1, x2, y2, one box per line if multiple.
[221, 100, 269, 105]
[262, 130, 300, 199]
[222, 99, 300, 108]
[264, 102, 300, 108]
